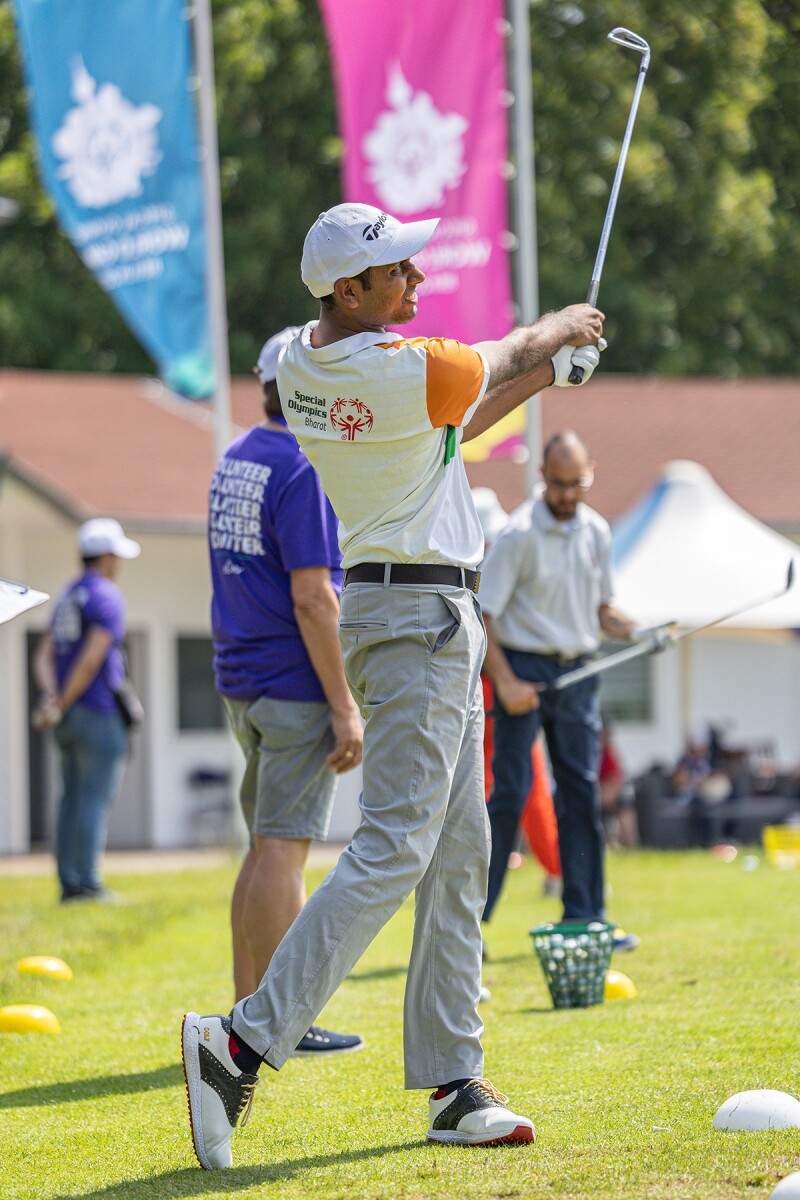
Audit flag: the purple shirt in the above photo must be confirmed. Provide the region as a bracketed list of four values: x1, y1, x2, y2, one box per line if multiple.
[50, 571, 126, 713]
[209, 425, 342, 702]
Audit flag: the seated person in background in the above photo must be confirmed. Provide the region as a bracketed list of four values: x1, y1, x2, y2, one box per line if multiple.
[671, 723, 733, 847]
[599, 719, 638, 849]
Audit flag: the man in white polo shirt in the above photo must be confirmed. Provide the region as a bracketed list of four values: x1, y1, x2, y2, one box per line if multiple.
[480, 431, 638, 932]
[181, 203, 605, 1169]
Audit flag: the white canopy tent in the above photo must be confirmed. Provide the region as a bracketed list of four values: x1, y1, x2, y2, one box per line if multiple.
[608, 461, 800, 772]
[612, 460, 800, 630]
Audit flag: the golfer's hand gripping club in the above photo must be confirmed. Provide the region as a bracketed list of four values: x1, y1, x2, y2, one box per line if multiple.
[553, 338, 607, 388]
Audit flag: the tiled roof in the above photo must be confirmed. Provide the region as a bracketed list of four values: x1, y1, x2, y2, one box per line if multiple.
[466, 375, 800, 530]
[0, 369, 263, 530]
[0, 369, 797, 530]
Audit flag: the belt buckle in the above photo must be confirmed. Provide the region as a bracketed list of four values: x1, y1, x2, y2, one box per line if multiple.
[472, 570, 481, 594]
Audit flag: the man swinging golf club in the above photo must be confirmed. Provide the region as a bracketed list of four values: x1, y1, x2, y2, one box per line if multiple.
[181, 202, 604, 1168]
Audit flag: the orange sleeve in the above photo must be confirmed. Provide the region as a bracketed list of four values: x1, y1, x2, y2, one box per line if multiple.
[424, 338, 486, 428]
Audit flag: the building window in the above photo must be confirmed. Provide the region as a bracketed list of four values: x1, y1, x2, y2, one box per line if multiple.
[598, 641, 653, 723]
[177, 637, 225, 731]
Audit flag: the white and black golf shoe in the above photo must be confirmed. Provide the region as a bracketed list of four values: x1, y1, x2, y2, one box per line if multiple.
[426, 1078, 535, 1146]
[181, 1012, 259, 1169]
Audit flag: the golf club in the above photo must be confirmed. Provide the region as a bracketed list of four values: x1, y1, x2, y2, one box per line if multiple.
[569, 27, 651, 384]
[545, 560, 796, 693]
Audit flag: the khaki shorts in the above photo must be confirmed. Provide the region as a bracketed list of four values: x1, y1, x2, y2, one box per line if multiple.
[222, 695, 337, 844]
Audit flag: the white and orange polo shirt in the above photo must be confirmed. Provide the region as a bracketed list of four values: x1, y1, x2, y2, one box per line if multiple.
[278, 323, 489, 569]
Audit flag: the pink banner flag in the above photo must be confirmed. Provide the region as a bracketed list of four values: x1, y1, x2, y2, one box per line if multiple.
[319, 0, 514, 344]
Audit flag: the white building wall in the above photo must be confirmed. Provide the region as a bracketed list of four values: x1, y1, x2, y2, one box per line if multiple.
[0, 493, 76, 854]
[615, 634, 800, 780]
[0, 481, 235, 853]
[691, 635, 800, 765]
[125, 533, 233, 849]
[0, 618, 29, 853]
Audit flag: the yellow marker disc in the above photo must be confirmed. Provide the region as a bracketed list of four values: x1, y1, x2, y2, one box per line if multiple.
[605, 969, 637, 1000]
[16, 956, 73, 982]
[0, 1005, 61, 1034]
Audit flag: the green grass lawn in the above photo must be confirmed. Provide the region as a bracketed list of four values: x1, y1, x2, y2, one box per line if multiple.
[2, 848, 799, 1199]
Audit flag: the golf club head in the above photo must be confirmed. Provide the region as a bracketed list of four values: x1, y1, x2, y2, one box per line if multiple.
[608, 28, 650, 57]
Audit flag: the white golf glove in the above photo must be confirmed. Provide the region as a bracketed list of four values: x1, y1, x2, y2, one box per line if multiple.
[551, 343, 601, 387]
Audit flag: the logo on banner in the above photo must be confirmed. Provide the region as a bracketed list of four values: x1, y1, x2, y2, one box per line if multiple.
[52, 58, 163, 209]
[362, 64, 468, 214]
[330, 399, 374, 441]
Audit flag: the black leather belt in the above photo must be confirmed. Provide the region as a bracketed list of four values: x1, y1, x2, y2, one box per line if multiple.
[343, 563, 481, 594]
[534, 650, 588, 667]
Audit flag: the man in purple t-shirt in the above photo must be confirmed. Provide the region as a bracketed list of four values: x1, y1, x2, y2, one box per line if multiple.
[209, 326, 364, 1057]
[33, 518, 140, 902]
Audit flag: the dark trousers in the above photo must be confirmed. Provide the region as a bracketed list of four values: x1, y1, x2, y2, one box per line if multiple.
[483, 649, 604, 924]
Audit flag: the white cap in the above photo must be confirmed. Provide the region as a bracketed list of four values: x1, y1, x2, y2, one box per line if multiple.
[471, 488, 509, 545]
[78, 518, 141, 560]
[301, 203, 439, 299]
[255, 326, 303, 384]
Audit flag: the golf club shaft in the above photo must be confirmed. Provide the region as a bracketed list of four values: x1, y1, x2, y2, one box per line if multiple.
[545, 629, 667, 693]
[667, 559, 795, 643]
[548, 561, 795, 694]
[586, 60, 649, 305]
[569, 31, 650, 383]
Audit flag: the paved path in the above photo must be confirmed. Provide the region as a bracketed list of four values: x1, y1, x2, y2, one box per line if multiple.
[0, 844, 347, 877]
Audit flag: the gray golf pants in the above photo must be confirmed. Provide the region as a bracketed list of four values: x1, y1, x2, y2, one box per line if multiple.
[232, 582, 489, 1088]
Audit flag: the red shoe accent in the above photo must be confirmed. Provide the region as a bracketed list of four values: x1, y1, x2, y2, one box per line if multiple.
[477, 1125, 536, 1147]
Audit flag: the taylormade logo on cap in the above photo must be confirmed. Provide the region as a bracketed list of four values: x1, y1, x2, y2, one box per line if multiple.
[301, 202, 439, 299]
[362, 212, 388, 241]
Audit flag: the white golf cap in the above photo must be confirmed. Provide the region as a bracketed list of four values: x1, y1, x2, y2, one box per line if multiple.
[301, 203, 439, 299]
[255, 326, 303, 384]
[78, 518, 141, 560]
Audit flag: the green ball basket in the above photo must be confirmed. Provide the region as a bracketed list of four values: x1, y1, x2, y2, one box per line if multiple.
[530, 921, 615, 1009]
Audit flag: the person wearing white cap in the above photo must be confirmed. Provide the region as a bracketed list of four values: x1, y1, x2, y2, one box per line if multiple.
[182, 202, 605, 1168]
[33, 518, 141, 902]
[208, 325, 364, 1058]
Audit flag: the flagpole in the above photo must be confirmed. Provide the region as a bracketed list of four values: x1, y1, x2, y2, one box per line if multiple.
[192, 0, 232, 465]
[509, 0, 541, 489]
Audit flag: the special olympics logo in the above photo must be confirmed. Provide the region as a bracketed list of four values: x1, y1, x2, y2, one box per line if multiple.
[330, 398, 374, 441]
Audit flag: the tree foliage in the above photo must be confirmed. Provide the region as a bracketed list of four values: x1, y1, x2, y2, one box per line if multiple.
[0, 0, 797, 378]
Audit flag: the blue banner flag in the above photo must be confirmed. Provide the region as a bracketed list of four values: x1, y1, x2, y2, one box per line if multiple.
[13, 0, 213, 398]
